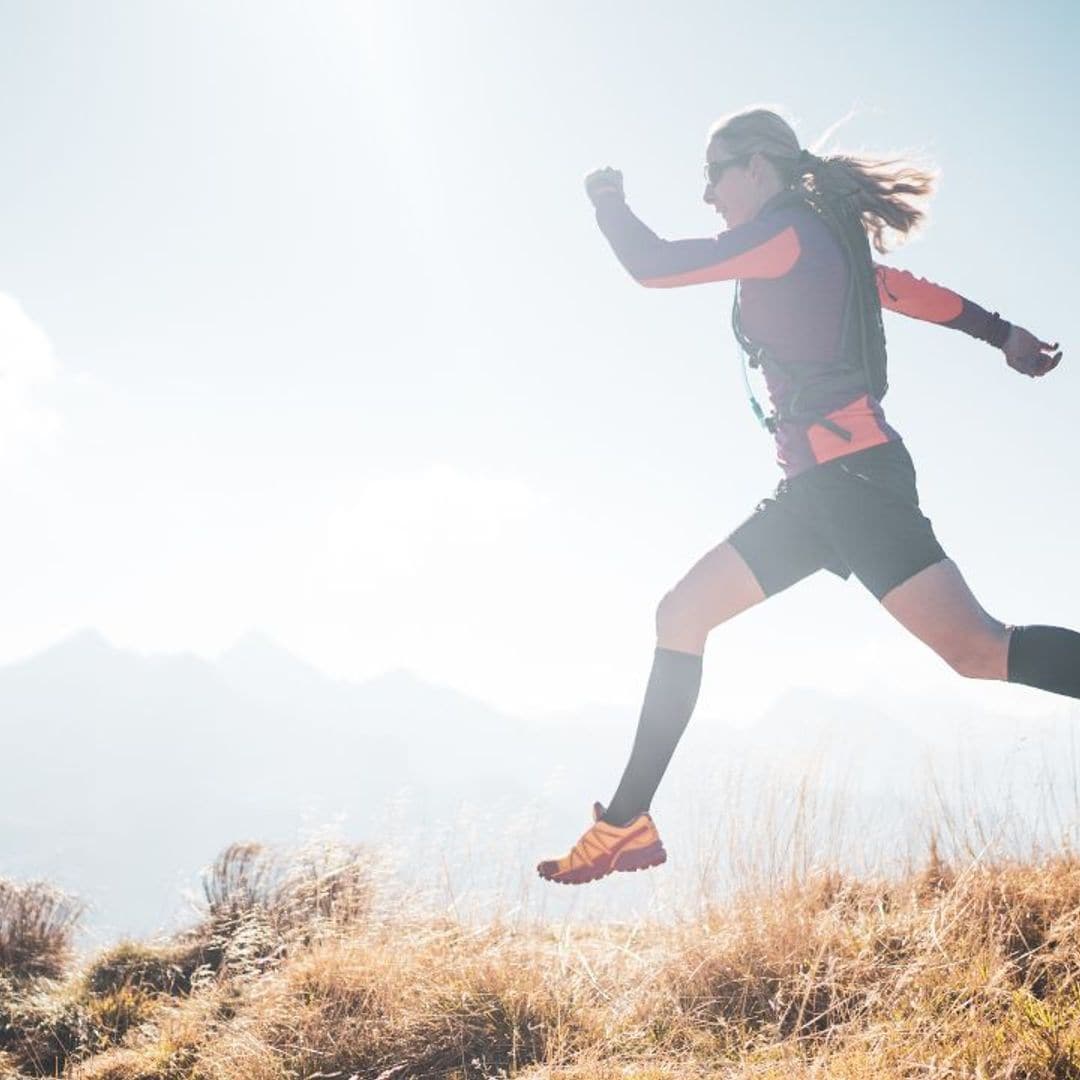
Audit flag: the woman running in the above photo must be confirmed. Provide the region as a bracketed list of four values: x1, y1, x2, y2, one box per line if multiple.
[537, 106, 1075, 886]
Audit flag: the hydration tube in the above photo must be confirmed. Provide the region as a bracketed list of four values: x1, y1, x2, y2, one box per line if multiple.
[739, 345, 775, 434]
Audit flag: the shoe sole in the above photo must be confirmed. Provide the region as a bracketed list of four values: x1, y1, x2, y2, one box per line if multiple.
[536, 841, 667, 885]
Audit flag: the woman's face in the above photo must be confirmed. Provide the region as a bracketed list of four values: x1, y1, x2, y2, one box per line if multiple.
[703, 143, 771, 228]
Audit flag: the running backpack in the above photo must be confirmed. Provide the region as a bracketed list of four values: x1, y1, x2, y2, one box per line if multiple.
[732, 190, 888, 436]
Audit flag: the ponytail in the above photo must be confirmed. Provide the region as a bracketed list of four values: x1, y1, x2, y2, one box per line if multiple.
[790, 148, 936, 254]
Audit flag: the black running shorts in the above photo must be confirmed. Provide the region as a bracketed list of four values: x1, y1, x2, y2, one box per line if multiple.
[727, 440, 948, 601]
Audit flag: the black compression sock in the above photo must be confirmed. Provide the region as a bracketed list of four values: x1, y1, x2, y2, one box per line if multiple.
[1007, 625, 1080, 700]
[602, 646, 703, 827]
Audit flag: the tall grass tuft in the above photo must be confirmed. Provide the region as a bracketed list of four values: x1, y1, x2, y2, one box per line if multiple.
[0, 879, 85, 982]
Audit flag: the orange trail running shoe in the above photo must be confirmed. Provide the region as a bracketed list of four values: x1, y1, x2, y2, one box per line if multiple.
[536, 802, 667, 885]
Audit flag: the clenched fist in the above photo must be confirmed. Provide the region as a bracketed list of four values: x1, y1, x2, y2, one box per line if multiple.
[585, 167, 625, 207]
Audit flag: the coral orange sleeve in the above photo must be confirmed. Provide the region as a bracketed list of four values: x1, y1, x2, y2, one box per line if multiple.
[874, 263, 1011, 347]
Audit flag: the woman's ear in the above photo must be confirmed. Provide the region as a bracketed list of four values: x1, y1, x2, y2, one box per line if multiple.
[748, 151, 779, 188]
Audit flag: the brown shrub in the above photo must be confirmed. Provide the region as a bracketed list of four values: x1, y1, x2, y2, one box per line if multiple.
[0, 977, 91, 1076]
[0, 880, 85, 983]
[84, 942, 195, 1000]
[171, 839, 378, 989]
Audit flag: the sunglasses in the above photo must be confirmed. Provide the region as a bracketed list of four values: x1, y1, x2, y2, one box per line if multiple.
[704, 155, 749, 185]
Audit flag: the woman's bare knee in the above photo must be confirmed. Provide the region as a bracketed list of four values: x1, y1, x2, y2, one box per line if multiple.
[937, 627, 1011, 680]
[655, 590, 707, 650]
[655, 542, 766, 652]
[882, 559, 1010, 681]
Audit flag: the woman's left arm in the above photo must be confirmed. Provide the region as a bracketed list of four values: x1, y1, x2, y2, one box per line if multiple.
[1000, 324, 1063, 378]
[874, 261, 1062, 378]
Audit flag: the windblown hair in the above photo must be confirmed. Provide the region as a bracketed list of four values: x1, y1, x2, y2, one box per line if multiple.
[707, 106, 937, 254]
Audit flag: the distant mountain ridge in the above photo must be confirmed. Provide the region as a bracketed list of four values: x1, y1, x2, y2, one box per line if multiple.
[1, 629, 535, 947]
[1, 629, 1076, 953]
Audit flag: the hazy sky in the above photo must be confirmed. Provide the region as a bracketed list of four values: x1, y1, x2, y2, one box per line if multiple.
[0, 0, 1076, 722]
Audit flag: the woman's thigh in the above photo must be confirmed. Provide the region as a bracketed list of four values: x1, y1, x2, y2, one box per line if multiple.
[657, 485, 841, 654]
[880, 558, 1010, 679]
[656, 541, 768, 654]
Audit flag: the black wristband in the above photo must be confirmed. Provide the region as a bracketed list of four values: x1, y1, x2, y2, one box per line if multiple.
[985, 313, 1012, 350]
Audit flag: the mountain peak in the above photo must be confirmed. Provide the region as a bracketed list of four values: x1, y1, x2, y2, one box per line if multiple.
[216, 629, 329, 702]
[220, 629, 299, 664]
[0, 627, 134, 681]
[63, 626, 113, 648]
[40, 627, 119, 663]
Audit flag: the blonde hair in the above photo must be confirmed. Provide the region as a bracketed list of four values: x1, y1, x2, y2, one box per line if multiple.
[708, 106, 937, 254]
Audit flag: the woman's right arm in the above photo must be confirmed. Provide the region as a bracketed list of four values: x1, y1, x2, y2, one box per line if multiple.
[585, 169, 801, 288]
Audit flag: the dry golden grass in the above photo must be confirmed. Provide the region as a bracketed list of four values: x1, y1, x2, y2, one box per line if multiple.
[48, 846, 1080, 1078]
[6, 779, 1080, 1078]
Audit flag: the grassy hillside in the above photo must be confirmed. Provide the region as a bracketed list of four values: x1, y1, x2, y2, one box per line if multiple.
[4, 813, 1080, 1078]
